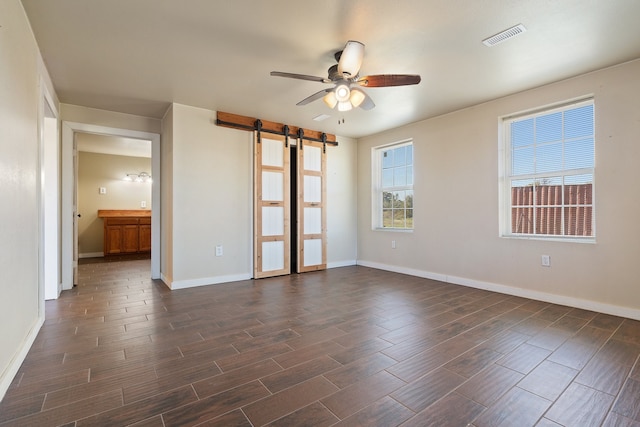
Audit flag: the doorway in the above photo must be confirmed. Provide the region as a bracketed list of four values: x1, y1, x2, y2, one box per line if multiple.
[76, 133, 152, 260]
[61, 122, 161, 292]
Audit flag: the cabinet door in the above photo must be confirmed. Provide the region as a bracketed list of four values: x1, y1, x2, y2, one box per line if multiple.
[105, 226, 123, 255]
[139, 224, 151, 252]
[122, 225, 140, 253]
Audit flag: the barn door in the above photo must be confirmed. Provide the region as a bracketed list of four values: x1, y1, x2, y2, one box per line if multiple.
[254, 133, 290, 278]
[296, 139, 327, 272]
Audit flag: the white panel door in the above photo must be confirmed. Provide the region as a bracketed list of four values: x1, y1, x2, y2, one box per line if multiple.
[297, 140, 327, 272]
[254, 134, 290, 278]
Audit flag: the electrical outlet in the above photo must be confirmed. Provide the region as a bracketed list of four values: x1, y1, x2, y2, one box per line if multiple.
[541, 255, 551, 267]
[215, 245, 223, 257]
[391, 240, 396, 249]
[140, 200, 146, 208]
[99, 187, 107, 194]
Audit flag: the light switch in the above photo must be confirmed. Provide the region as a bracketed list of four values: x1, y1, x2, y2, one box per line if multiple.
[141, 201, 147, 208]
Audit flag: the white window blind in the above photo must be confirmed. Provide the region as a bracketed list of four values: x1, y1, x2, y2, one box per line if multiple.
[504, 99, 594, 238]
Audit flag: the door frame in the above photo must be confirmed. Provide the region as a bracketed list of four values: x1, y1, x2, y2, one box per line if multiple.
[38, 78, 60, 306]
[61, 122, 161, 290]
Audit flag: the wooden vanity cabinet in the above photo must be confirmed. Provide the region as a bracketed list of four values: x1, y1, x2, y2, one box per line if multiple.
[138, 217, 152, 252]
[98, 210, 151, 256]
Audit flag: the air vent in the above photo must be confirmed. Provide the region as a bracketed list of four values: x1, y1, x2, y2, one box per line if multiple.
[313, 114, 331, 122]
[482, 24, 527, 47]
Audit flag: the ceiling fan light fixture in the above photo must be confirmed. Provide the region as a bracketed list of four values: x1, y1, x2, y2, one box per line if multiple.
[350, 89, 366, 108]
[338, 40, 365, 77]
[337, 101, 353, 112]
[323, 91, 338, 109]
[335, 84, 351, 102]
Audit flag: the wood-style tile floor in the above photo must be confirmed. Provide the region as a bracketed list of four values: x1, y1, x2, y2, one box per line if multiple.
[2, 259, 640, 426]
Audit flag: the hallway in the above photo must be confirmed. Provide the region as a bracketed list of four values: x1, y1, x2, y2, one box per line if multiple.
[1, 260, 640, 426]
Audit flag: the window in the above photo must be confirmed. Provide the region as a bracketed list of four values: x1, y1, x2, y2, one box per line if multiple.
[502, 99, 594, 239]
[373, 140, 413, 229]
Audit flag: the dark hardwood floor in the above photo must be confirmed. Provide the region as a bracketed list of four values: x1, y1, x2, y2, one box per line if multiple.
[1, 259, 640, 426]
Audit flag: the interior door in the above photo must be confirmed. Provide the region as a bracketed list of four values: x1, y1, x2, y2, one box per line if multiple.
[296, 139, 327, 272]
[254, 133, 291, 278]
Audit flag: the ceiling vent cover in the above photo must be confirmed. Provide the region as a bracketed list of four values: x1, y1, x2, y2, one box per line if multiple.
[482, 24, 527, 47]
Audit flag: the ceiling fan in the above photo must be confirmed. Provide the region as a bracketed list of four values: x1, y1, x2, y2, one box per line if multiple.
[271, 40, 421, 112]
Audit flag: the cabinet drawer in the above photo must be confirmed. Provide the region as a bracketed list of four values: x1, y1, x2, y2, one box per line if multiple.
[105, 218, 139, 226]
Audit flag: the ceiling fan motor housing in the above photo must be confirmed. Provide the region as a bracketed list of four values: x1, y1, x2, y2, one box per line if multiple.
[327, 64, 342, 81]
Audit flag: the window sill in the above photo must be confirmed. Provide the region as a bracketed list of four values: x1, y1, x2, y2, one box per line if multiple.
[373, 227, 414, 233]
[500, 234, 595, 244]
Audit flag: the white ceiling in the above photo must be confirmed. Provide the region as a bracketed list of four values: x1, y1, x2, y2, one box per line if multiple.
[20, 0, 640, 139]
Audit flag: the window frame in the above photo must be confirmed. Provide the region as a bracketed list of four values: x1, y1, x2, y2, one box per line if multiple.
[372, 139, 414, 231]
[500, 98, 596, 242]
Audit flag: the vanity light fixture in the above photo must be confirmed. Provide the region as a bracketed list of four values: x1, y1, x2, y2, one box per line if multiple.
[123, 172, 152, 183]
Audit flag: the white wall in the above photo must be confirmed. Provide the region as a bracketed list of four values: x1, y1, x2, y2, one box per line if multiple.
[0, 0, 57, 400]
[327, 136, 358, 267]
[165, 103, 358, 289]
[357, 59, 640, 319]
[160, 105, 174, 285]
[169, 104, 253, 287]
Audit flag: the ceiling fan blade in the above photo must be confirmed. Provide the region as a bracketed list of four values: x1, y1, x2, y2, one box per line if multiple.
[349, 88, 375, 111]
[271, 71, 331, 83]
[357, 74, 421, 87]
[338, 40, 365, 78]
[296, 88, 333, 106]
[359, 91, 375, 111]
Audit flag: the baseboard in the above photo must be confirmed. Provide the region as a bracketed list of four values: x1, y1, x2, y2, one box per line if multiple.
[0, 315, 44, 401]
[166, 262, 356, 291]
[159, 273, 172, 290]
[327, 259, 357, 269]
[170, 273, 253, 290]
[79, 252, 103, 259]
[356, 260, 640, 321]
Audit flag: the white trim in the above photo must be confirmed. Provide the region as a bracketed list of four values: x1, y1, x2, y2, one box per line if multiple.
[62, 122, 161, 290]
[165, 261, 356, 290]
[500, 98, 595, 240]
[357, 260, 447, 283]
[38, 77, 61, 304]
[371, 139, 414, 230]
[78, 252, 104, 259]
[327, 260, 357, 269]
[170, 273, 253, 290]
[356, 260, 640, 321]
[160, 273, 172, 289]
[0, 317, 44, 401]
